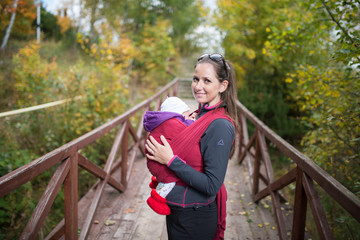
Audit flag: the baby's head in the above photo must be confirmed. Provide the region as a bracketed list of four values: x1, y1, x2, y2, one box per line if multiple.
[160, 97, 190, 118]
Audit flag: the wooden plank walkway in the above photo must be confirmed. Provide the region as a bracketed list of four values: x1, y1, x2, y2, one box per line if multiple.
[77, 99, 298, 239]
[77, 152, 295, 239]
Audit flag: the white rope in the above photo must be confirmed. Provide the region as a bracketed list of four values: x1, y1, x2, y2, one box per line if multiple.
[0, 96, 83, 118]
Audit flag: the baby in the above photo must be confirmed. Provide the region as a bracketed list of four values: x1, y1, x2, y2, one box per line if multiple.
[143, 97, 195, 215]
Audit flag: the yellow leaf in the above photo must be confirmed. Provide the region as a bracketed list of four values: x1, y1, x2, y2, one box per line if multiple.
[258, 224, 263, 228]
[246, 50, 256, 59]
[285, 77, 293, 83]
[264, 222, 270, 226]
[123, 208, 136, 213]
[262, 48, 267, 54]
[104, 220, 116, 226]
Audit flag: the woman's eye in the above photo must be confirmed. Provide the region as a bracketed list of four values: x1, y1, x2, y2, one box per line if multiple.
[193, 77, 199, 82]
[205, 79, 211, 83]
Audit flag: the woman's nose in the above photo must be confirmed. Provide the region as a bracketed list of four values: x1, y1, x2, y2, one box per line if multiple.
[193, 80, 203, 90]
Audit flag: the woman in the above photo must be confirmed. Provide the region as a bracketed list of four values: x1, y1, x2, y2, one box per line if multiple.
[145, 53, 238, 240]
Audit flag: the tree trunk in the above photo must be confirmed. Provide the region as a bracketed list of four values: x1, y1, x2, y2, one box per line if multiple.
[88, 0, 99, 39]
[89, 3, 97, 38]
[1, 0, 19, 50]
[35, 0, 41, 43]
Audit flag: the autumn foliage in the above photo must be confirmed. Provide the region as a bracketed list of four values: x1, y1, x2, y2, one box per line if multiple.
[0, 0, 359, 238]
[216, 0, 359, 238]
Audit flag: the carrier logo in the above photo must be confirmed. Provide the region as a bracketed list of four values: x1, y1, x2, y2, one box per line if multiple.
[217, 139, 224, 146]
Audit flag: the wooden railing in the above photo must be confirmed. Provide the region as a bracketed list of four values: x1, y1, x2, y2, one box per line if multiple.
[235, 100, 360, 240]
[0, 78, 179, 240]
[2, 77, 359, 240]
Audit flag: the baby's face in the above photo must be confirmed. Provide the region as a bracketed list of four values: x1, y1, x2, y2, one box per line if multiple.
[182, 110, 190, 119]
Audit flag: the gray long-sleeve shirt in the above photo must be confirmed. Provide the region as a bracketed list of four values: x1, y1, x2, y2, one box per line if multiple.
[166, 104, 235, 207]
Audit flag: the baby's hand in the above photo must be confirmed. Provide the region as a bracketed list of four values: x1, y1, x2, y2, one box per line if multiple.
[189, 112, 197, 120]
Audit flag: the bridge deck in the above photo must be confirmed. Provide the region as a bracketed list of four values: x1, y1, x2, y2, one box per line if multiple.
[78, 154, 294, 239]
[76, 99, 295, 239]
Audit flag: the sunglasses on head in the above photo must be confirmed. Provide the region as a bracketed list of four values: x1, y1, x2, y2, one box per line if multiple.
[197, 53, 229, 78]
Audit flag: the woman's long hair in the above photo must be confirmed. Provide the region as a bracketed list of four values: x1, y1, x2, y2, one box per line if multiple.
[196, 55, 239, 157]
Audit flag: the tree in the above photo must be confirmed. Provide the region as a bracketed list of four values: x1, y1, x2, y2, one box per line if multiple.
[77, 0, 205, 102]
[0, 0, 36, 45]
[81, 0, 100, 39]
[215, 0, 328, 138]
[287, 0, 360, 197]
[81, 0, 206, 55]
[215, 0, 359, 237]
[1, 0, 18, 50]
[316, 0, 360, 67]
[32, 6, 61, 40]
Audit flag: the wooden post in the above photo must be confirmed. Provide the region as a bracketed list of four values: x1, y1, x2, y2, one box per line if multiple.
[236, 112, 243, 161]
[239, 113, 249, 165]
[121, 121, 129, 188]
[257, 130, 287, 240]
[173, 81, 178, 96]
[302, 172, 333, 240]
[252, 129, 260, 196]
[64, 151, 78, 240]
[20, 159, 71, 240]
[291, 167, 307, 240]
[155, 96, 162, 111]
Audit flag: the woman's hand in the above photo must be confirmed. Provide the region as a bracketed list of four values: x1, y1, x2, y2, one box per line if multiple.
[145, 135, 174, 165]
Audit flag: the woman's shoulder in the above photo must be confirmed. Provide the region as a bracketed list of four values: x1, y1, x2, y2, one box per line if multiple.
[208, 118, 234, 129]
[204, 118, 235, 136]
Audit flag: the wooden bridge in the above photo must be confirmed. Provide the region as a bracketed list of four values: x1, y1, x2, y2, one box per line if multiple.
[0, 78, 359, 239]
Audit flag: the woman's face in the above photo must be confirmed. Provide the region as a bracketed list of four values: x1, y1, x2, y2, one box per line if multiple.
[192, 63, 228, 107]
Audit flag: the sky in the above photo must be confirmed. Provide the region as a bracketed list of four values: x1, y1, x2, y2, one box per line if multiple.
[41, 0, 59, 13]
[204, 0, 217, 11]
